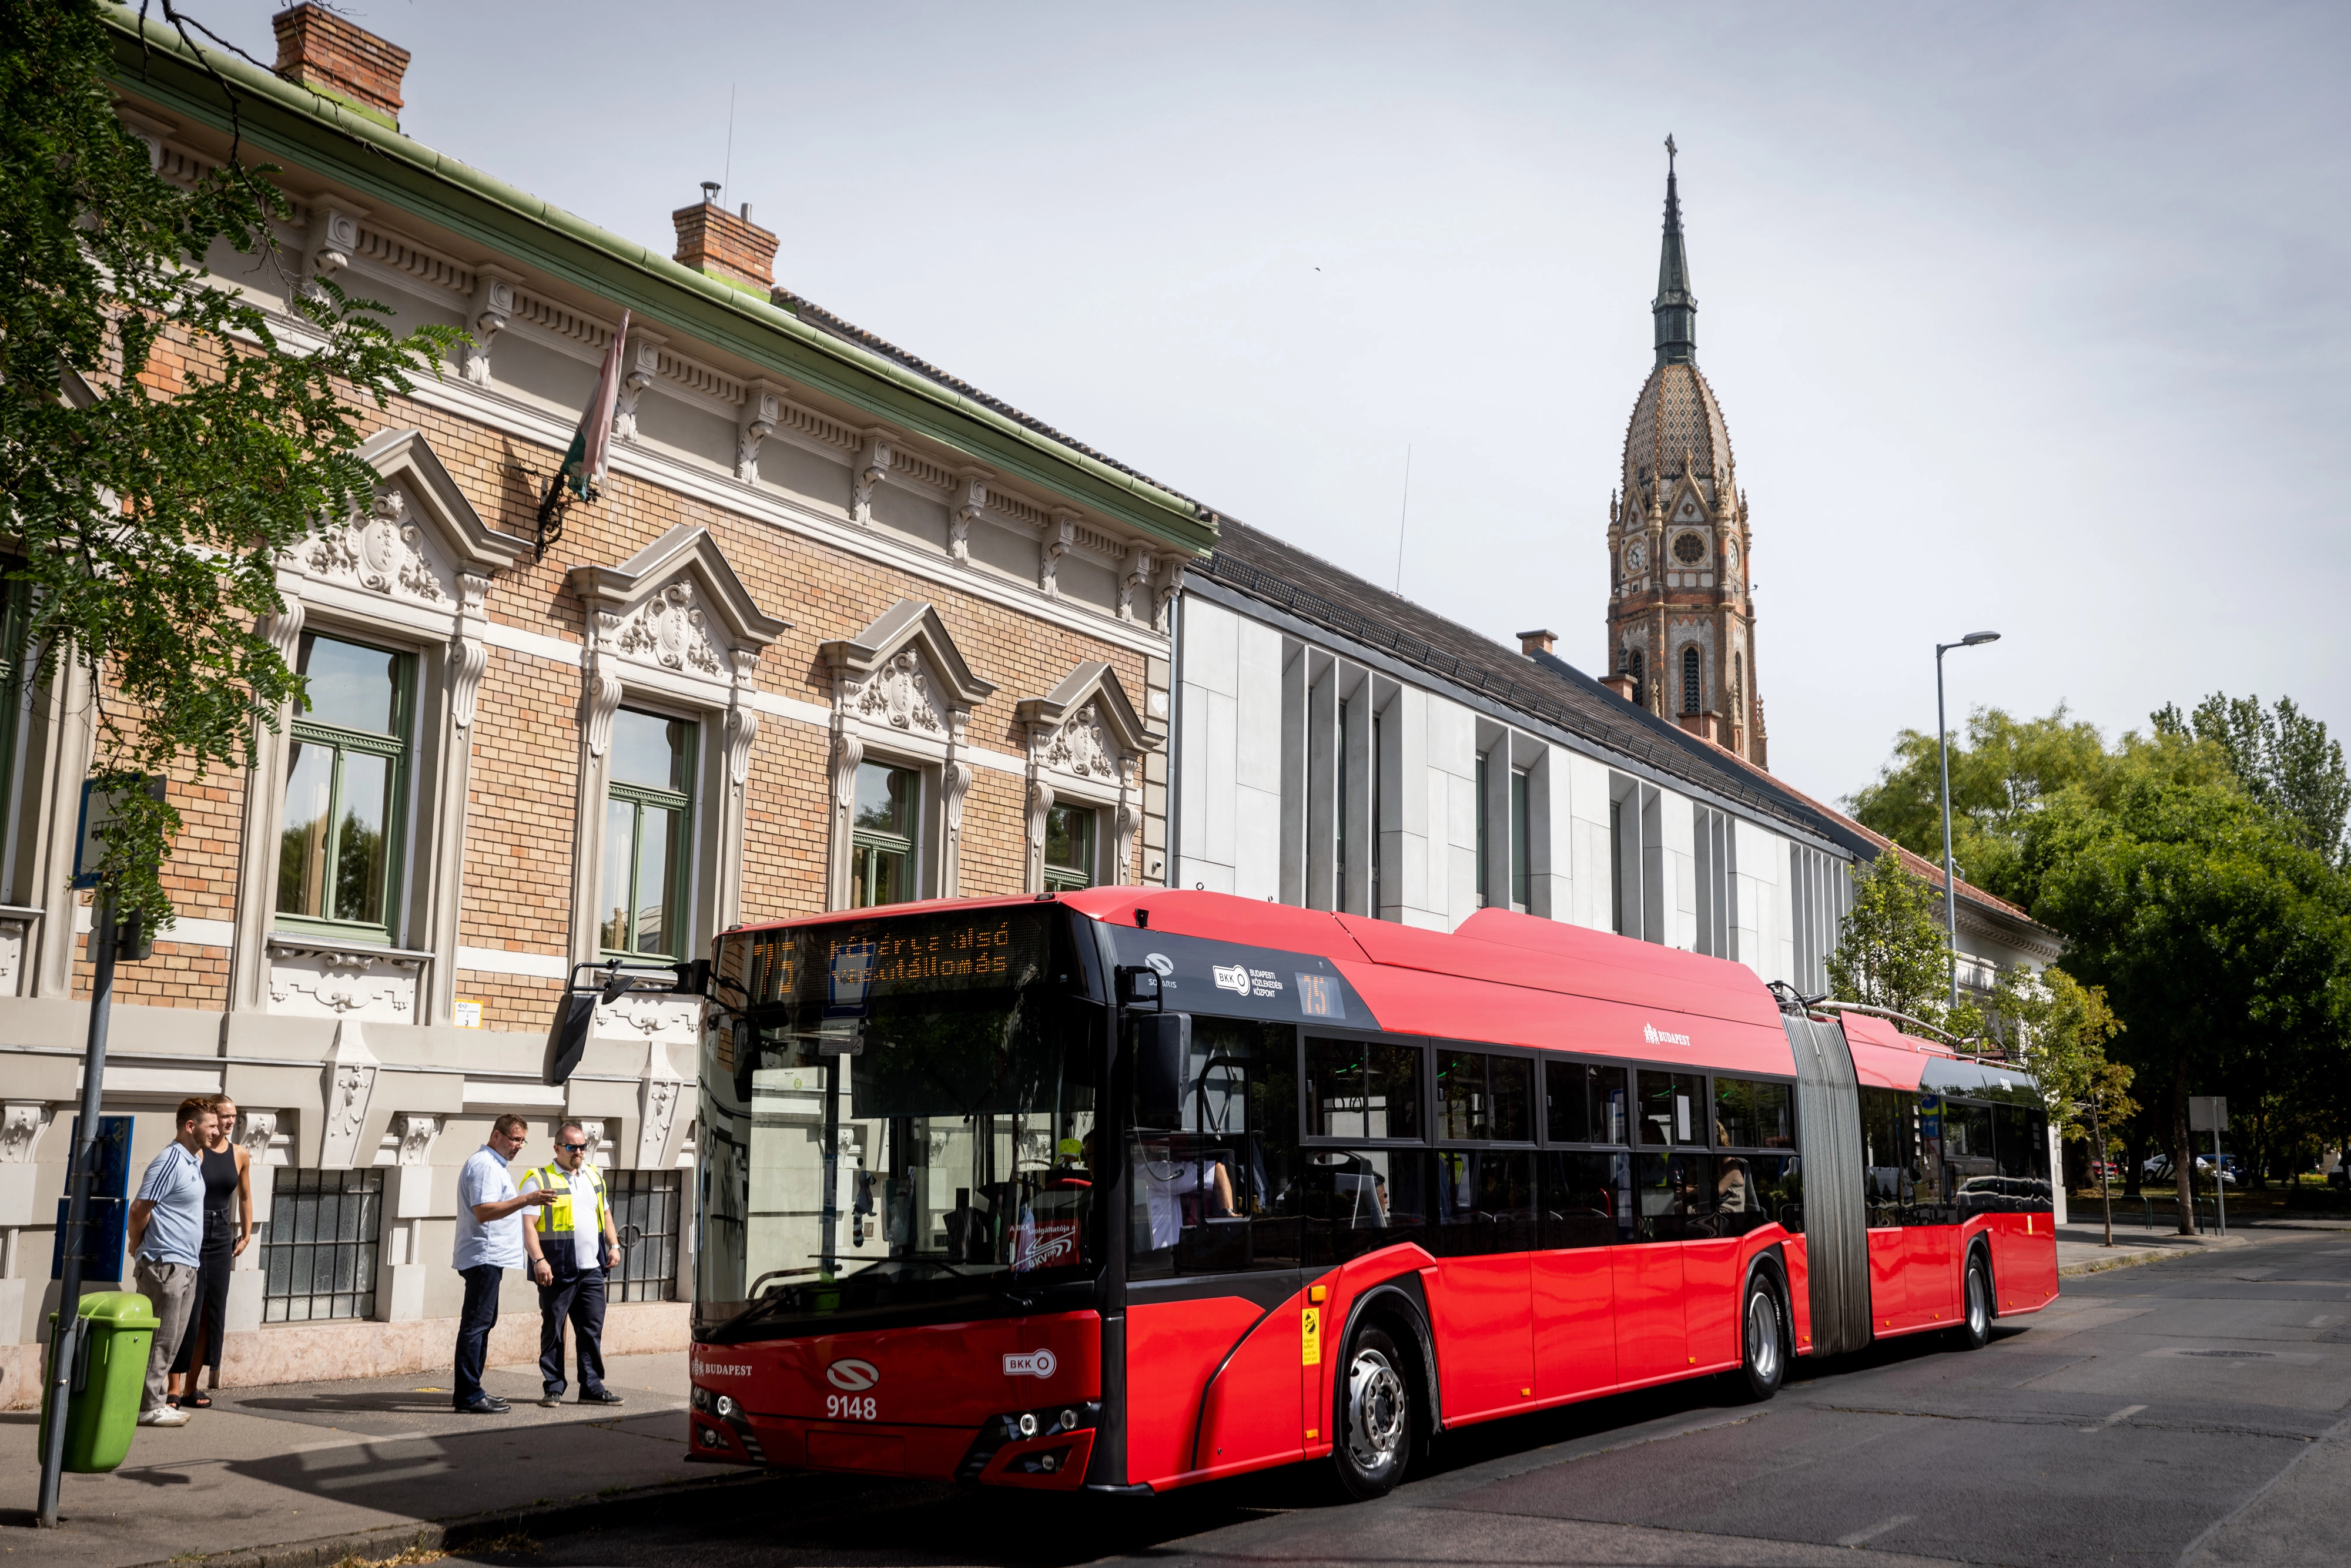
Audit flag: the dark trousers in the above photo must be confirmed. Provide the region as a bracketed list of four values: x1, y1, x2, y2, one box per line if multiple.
[170, 1238, 233, 1377]
[538, 1266, 608, 1398]
[454, 1264, 503, 1408]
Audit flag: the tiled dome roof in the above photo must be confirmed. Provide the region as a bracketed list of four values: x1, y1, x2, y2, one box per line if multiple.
[1622, 361, 1733, 496]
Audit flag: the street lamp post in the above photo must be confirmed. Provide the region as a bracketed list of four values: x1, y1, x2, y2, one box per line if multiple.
[1935, 631, 2000, 1014]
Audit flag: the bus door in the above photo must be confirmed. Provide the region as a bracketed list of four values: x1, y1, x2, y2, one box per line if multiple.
[1128, 1017, 1307, 1483]
[1429, 1148, 1535, 1419]
[1534, 1152, 1623, 1399]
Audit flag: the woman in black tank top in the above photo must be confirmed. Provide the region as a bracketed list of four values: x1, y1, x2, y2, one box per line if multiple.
[169, 1095, 253, 1408]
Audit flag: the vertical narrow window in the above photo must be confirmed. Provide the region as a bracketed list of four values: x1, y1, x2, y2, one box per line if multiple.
[1043, 803, 1095, 892]
[1625, 648, 1645, 708]
[0, 569, 28, 880]
[1475, 755, 1491, 907]
[1609, 798, 1625, 934]
[1335, 699, 1349, 911]
[1509, 767, 1531, 911]
[849, 762, 919, 909]
[1371, 711, 1385, 918]
[1681, 645, 1701, 715]
[278, 632, 411, 944]
[602, 708, 696, 957]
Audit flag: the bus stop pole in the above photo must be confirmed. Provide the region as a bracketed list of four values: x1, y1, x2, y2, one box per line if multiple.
[38, 887, 120, 1529]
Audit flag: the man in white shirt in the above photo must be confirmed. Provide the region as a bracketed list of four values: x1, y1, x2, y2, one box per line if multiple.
[127, 1098, 220, 1426]
[520, 1120, 624, 1407]
[451, 1114, 554, 1414]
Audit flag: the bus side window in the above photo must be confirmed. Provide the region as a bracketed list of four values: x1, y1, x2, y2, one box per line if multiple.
[1302, 1149, 1430, 1265]
[1540, 1152, 1629, 1248]
[1130, 1017, 1301, 1276]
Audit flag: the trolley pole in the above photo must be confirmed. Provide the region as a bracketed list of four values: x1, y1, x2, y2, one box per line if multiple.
[38, 887, 122, 1529]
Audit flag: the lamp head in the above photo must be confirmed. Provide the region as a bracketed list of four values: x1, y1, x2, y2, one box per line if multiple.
[1961, 630, 2001, 646]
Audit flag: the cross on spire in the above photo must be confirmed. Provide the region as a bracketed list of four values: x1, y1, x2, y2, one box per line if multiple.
[1652, 137, 1696, 366]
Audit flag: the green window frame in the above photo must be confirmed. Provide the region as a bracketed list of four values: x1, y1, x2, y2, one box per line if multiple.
[602, 708, 698, 960]
[1043, 802, 1096, 892]
[849, 761, 919, 909]
[0, 569, 29, 867]
[276, 632, 413, 946]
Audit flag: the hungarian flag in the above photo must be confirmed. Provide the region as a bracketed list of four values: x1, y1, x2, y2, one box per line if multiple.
[559, 309, 631, 499]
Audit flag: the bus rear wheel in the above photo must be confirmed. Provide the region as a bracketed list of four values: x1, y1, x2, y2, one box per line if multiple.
[1731, 1272, 1786, 1402]
[1953, 1252, 1992, 1351]
[1331, 1325, 1415, 1500]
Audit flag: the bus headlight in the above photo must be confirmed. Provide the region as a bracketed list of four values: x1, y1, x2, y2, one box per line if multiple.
[1017, 1412, 1039, 1438]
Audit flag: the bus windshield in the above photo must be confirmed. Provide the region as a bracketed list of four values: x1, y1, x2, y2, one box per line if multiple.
[695, 906, 1101, 1342]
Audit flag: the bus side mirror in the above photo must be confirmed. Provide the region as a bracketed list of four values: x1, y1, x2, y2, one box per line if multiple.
[1136, 1013, 1190, 1127]
[544, 990, 595, 1087]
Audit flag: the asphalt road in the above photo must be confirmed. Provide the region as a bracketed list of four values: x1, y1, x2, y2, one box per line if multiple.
[468, 1229, 2351, 1568]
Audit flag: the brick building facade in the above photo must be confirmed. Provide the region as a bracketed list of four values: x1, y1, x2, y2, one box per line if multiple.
[0, 6, 1206, 1393]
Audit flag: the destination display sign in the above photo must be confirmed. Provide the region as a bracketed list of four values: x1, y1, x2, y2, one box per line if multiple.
[729, 907, 1049, 1013]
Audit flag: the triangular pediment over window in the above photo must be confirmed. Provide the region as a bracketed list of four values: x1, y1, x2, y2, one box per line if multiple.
[819, 599, 999, 726]
[1015, 662, 1158, 766]
[285, 428, 533, 615]
[567, 524, 791, 685]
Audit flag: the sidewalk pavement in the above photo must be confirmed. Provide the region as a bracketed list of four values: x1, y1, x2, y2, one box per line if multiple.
[2052, 1214, 2337, 1276]
[0, 1346, 742, 1568]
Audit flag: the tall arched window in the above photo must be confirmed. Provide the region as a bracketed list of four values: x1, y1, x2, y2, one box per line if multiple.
[1681, 645, 1701, 715]
[1621, 646, 1645, 706]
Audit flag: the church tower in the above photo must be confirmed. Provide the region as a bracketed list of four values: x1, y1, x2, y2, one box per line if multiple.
[1605, 140, 1765, 768]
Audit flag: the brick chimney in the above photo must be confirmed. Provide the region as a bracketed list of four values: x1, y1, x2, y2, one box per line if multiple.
[1600, 674, 1637, 703]
[1516, 628, 1557, 658]
[272, 4, 409, 130]
[673, 196, 779, 294]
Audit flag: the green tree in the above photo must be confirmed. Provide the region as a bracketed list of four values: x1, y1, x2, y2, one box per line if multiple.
[0, 1, 459, 929]
[1986, 964, 2132, 1144]
[2155, 694, 2351, 866]
[2012, 766, 2351, 1233]
[1845, 706, 2111, 903]
[1826, 848, 1955, 1028]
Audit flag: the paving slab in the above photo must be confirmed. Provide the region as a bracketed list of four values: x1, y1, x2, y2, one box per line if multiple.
[0, 1349, 704, 1568]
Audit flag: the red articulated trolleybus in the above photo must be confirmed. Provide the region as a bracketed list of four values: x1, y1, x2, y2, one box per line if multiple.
[549, 888, 2058, 1500]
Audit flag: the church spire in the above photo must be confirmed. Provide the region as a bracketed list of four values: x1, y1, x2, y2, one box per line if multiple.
[1652, 135, 1697, 367]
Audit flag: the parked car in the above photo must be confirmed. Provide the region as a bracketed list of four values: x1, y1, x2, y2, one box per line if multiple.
[2142, 1154, 2236, 1185]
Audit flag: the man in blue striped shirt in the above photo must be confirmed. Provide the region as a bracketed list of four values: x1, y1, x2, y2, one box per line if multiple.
[128, 1097, 219, 1426]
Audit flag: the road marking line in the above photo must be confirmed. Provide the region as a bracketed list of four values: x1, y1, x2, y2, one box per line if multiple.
[2079, 1403, 2146, 1433]
[1836, 1514, 1914, 1547]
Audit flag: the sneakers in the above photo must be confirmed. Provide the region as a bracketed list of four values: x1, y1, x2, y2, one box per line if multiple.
[540, 1393, 564, 1408]
[139, 1405, 190, 1427]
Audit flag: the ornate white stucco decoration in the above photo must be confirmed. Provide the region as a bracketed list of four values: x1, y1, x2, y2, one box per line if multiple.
[0, 1101, 52, 1163]
[949, 470, 989, 564]
[1118, 547, 1155, 624]
[450, 572, 491, 730]
[638, 1039, 685, 1171]
[266, 936, 427, 1021]
[852, 430, 896, 526]
[394, 1113, 443, 1167]
[850, 651, 946, 735]
[1017, 662, 1160, 893]
[614, 579, 724, 677]
[736, 381, 783, 484]
[612, 330, 665, 445]
[237, 1109, 279, 1161]
[301, 484, 453, 605]
[460, 266, 519, 386]
[317, 1020, 380, 1171]
[819, 599, 999, 908]
[1041, 512, 1077, 597]
[594, 991, 701, 1045]
[304, 202, 364, 299]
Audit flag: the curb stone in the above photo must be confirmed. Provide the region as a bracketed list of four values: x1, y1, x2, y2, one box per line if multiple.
[117, 1471, 783, 1568]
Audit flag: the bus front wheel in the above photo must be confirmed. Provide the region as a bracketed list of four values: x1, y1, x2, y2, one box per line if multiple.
[1331, 1324, 1415, 1500]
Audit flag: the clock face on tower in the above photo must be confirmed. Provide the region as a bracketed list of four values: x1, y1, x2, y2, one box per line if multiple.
[1625, 538, 1647, 572]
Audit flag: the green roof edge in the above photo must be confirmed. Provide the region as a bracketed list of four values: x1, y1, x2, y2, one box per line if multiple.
[97, 4, 1215, 557]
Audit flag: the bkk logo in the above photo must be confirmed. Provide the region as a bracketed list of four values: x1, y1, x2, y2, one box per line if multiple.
[1212, 964, 1251, 995]
[1642, 1022, 1692, 1047]
[825, 1358, 880, 1392]
[1003, 1349, 1058, 1378]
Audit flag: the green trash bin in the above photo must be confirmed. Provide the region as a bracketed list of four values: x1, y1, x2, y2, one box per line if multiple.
[39, 1291, 157, 1474]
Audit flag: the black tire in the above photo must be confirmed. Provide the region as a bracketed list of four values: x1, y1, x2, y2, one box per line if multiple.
[1730, 1269, 1787, 1402]
[1330, 1324, 1415, 1501]
[1953, 1250, 1992, 1351]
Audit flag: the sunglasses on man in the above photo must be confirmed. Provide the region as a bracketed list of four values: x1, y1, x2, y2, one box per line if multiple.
[560, 1142, 589, 1152]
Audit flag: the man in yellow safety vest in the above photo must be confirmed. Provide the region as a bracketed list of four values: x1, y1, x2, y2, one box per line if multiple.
[520, 1119, 625, 1407]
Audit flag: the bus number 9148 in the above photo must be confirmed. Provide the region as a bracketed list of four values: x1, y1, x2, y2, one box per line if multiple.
[827, 1394, 878, 1421]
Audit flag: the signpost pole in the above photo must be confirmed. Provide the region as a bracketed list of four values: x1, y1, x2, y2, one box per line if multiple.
[2213, 1125, 2227, 1238]
[36, 887, 120, 1529]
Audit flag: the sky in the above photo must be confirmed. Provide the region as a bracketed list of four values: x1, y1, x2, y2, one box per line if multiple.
[204, 1, 2351, 808]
